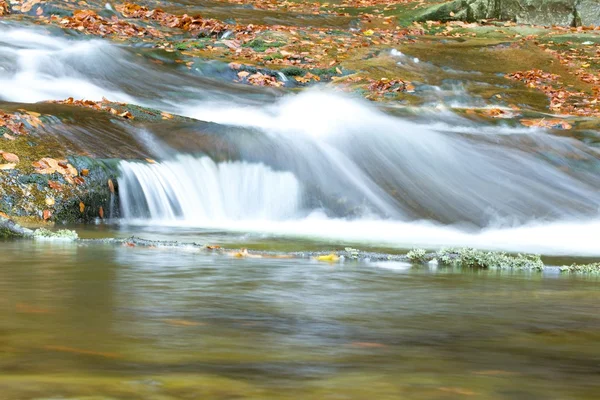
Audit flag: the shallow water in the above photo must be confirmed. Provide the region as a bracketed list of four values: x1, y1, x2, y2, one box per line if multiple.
[1, 238, 600, 399]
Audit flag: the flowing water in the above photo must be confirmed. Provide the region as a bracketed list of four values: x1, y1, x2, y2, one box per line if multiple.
[1, 20, 600, 399]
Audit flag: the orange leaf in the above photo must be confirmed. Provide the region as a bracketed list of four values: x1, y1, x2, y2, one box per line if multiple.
[2, 152, 19, 163]
[79, 202, 85, 213]
[43, 210, 52, 221]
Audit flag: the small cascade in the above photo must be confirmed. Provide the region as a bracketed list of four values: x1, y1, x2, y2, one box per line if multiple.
[118, 155, 301, 222]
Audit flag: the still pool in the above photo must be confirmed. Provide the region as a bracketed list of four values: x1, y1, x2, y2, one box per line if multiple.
[1, 237, 599, 399]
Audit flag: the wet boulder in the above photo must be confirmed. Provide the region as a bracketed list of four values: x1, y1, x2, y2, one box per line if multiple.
[0, 216, 33, 238]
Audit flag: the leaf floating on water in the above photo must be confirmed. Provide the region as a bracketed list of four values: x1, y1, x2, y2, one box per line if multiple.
[107, 179, 115, 193]
[206, 245, 221, 250]
[44, 345, 121, 359]
[145, 158, 156, 164]
[229, 248, 262, 258]
[315, 253, 340, 262]
[79, 202, 85, 213]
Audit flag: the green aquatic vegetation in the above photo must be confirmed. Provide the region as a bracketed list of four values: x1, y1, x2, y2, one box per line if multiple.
[345, 247, 360, 260]
[263, 52, 284, 61]
[280, 66, 306, 76]
[243, 38, 285, 52]
[406, 248, 428, 263]
[437, 248, 544, 271]
[33, 228, 78, 241]
[559, 263, 600, 274]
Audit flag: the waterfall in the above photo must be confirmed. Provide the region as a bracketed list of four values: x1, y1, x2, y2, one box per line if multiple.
[118, 155, 301, 222]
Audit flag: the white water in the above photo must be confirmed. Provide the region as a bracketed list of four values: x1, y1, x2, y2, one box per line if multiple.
[0, 26, 134, 103]
[119, 155, 301, 221]
[3, 24, 600, 255]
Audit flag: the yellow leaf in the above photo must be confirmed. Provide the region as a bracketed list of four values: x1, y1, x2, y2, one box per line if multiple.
[363, 29, 374, 36]
[79, 202, 85, 213]
[316, 253, 340, 262]
[0, 163, 16, 170]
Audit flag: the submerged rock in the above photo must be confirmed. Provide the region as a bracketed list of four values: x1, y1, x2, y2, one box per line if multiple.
[416, 0, 600, 27]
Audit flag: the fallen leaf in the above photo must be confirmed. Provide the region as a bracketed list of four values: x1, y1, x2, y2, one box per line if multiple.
[0, 163, 16, 170]
[48, 181, 63, 191]
[81, 169, 89, 176]
[79, 202, 85, 213]
[43, 210, 52, 220]
[45, 197, 55, 206]
[316, 253, 340, 262]
[2, 152, 19, 163]
[99, 206, 104, 219]
[107, 179, 115, 193]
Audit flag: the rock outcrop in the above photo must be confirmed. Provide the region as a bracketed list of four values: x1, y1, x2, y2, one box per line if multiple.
[417, 0, 600, 27]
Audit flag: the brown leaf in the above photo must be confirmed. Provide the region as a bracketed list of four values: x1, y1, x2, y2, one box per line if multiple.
[81, 169, 89, 176]
[107, 179, 115, 193]
[43, 210, 52, 221]
[2, 152, 19, 163]
[48, 181, 63, 191]
[99, 206, 104, 219]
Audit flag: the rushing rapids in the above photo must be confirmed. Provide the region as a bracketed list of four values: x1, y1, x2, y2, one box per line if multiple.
[2, 23, 600, 255]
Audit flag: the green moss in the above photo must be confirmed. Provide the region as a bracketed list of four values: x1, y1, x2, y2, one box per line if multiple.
[243, 38, 285, 52]
[437, 248, 545, 271]
[407, 248, 428, 263]
[263, 52, 284, 61]
[559, 263, 600, 274]
[280, 66, 306, 76]
[33, 227, 78, 241]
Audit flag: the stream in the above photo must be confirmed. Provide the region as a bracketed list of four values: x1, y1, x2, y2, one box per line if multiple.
[1, 18, 600, 400]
